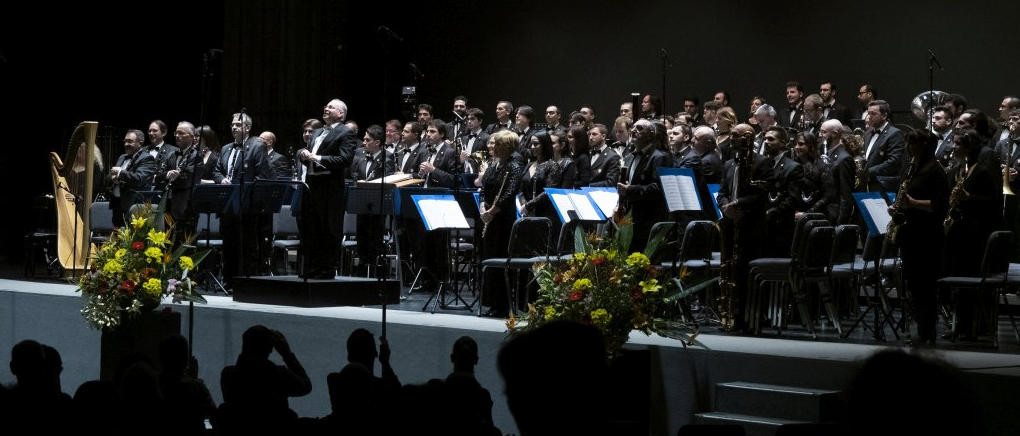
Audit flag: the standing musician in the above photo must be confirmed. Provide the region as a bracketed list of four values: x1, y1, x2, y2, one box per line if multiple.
[860, 100, 905, 192]
[762, 127, 804, 256]
[350, 125, 395, 277]
[716, 123, 774, 333]
[296, 99, 358, 279]
[932, 107, 955, 169]
[419, 119, 461, 188]
[943, 129, 1002, 340]
[165, 121, 203, 246]
[148, 120, 180, 193]
[617, 119, 673, 254]
[521, 132, 562, 240]
[478, 131, 524, 317]
[995, 109, 1020, 260]
[212, 113, 273, 283]
[457, 108, 490, 174]
[587, 124, 621, 187]
[396, 122, 427, 175]
[109, 129, 156, 228]
[890, 128, 948, 347]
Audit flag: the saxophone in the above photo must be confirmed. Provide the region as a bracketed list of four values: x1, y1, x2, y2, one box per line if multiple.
[944, 161, 975, 234]
[717, 149, 751, 329]
[886, 157, 916, 244]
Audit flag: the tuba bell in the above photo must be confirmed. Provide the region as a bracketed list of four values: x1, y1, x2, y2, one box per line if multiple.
[910, 90, 950, 129]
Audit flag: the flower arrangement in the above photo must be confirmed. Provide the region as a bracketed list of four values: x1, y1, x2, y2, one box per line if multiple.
[77, 203, 207, 330]
[512, 216, 709, 356]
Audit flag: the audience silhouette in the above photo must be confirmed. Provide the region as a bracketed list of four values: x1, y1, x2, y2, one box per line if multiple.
[1, 340, 73, 433]
[158, 334, 215, 435]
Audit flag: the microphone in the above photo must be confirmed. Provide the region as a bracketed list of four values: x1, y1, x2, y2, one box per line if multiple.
[928, 49, 944, 70]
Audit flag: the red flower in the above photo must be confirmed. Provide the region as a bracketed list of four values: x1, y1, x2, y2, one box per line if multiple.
[131, 241, 145, 251]
[553, 273, 563, 284]
[122, 280, 135, 292]
[592, 257, 605, 266]
[569, 290, 583, 301]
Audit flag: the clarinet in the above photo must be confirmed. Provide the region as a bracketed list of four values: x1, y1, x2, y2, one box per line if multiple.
[482, 165, 510, 239]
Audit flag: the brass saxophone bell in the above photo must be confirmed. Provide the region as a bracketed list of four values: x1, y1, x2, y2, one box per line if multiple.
[1004, 166, 1015, 196]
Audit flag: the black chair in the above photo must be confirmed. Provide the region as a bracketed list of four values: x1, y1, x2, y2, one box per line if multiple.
[789, 224, 835, 338]
[550, 218, 588, 263]
[479, 217, 552, 317]
[271, 205, 301, 275]
[89, 201, 115, 245]
[842, 235, 903, 340]
[937, 230, 1014, 347]
[820, 224, 860, 335]
[646, 221, 681, 263]
[339, 212, 358, 275]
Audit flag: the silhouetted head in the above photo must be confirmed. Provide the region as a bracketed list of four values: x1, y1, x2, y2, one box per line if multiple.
[451, 336, 479, 373]
[10, 339, 46, 386]
[346, 328, 377, 368]
[159, 334, 189, 375]
[240, 325, 274, 359]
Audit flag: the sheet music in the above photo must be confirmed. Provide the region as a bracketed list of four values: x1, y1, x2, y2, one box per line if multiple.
[586, 190, 618, 218]
[550, 193, 576, 223]
[660, 174, 701, 212]
[366, 173, 412, 183]
[418, 199, 470, 230]
[861, 198, 892, 235]
[568, 192, 602, 221]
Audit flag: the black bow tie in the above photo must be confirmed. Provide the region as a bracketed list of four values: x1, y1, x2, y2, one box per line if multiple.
[823, 105, 833, 110]
[468, 134, 478, 138]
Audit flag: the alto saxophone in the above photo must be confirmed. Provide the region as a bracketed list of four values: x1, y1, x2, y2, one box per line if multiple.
[944, 162, 975, 234]
[886, 157, 916, 244]
[718, 149, 751, 329]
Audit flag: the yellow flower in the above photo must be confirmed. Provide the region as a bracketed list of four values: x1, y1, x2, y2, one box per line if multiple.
[573, 252, 587, 262]
[572, 278, 592, 291]
[131, 216, 147, 229]
[179, 256, 194, 270]
[626, 252, 650, 269]
[142, 278, 162, 297]
[115, 248, 127, 260]
[544, 306, 556, 320]
[102, 259, 123, 277]
[146, 229, 169, 247]
[144, 247, 162, 263]
[591, 308, 612, 327]
[639, 279, 661, 294]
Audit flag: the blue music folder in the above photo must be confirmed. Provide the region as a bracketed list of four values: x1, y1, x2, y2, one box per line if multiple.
[544, 188, 606, 223]
[411, 194, 471, 231]
[707, 184, 722, 220]
[853, 192, 892, 237]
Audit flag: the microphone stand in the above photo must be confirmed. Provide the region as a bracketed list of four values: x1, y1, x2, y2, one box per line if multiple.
[927, 49, 943, 130]
[237, 108, 248, 280]
[374, 149, 388, 341]
[660, 48, 670, 118]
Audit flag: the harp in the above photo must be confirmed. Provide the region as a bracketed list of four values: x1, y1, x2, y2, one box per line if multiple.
[49, 121, 99, 275]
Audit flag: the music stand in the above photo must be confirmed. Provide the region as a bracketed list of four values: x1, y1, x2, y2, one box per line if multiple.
[447, 189, 482, 309]
[243, 179, 303, 277]
[349, 183, 397, 278]
[411, 194, 471, 313]
[395, 186, 449, 298]
[190, 184, 237, 295]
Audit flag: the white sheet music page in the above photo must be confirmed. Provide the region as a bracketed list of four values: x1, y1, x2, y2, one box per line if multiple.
[550, 193, 575, 223]
[661, 174, 700, 212]
[367, 173, 412, 183]
[420, 199, 470, 230]
[586, 190, 618, 218]
[861, 198, 892, 235]
[568, 192, 602, 221]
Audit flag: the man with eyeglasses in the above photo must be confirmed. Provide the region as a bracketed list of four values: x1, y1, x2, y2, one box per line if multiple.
[752, 105, 778, 154]
[856, 84, 876, 120]
[617, 119, 672, 253]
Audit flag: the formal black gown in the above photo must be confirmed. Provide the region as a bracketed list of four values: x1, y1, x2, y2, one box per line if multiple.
[897, 158, 948, 344]
[480, 159, 523, 315]
[521, 159, 562, 245]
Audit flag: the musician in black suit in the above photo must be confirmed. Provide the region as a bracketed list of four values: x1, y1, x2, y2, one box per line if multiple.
[110, 129, 156, 227]
[396, 122, 427, 175]
[296, 99, 358, 279]
[617, 119, 673, 253]
[932, 107, 955, 169]
[165, 122, 203, 245]
[717, 124, 774, 332]
[258, 131, 293, 180]
[485, 101, 514, 134]
[212, 113, 273, 282]
[818, 120, 857, 224]
[446, 96, 469, 140]
[860, 100, 905, 192]
[586, 124, 620, 187]
[761, 127, 804, 256]
[457, 108, 490, 175]
[995, 109, 1020, 261]
[384, 119, 402, 154]
[196, 125, 221, 182]
[351, 125, 395, 277]
[780, 81, 804, 128]
[818, 81, 852, 124]
[419, 120, 461, 189]
[567, 126, 592, 188]
[798, 94, 824, 137]
[148, 120, 180, 192]
[677, 126, 722, 220]
[515, 105, 537, 163]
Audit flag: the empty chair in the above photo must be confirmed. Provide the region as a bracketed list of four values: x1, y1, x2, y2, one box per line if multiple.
[479, 217, 552, 317]
[937, 230, 1014, 347]
[271, 205, 301, 275]
[89, 201, 114, 244]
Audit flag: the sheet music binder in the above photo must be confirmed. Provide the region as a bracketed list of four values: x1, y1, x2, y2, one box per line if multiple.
[544, 188, 606, 223]
[411, 195, 471, 231]
[395, 187, 449, 219]
[657, 167, 703, 212]
[580, 186, 618, 218]
[853, 192, 892, 237]
[707, 184, 722, 220]
[243, 179, 301, 215]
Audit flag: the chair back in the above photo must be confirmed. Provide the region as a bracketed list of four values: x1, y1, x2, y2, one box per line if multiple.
[273, 205, 300, 238]
[793, 219, 829, 262]
[647, 221, 681, 263]
[790, 213, 828, 257]
[800, 225, 834, 270]
[679, 220, 716, 263]
[507, 217, 551, 259]
[197, 213, 221, 238]
[342, 212, 357, 236]
[981, 231, 1015, 278]
[861, 234, 883, 262]
[556, 219, 585, 255]
[830, 224, 860, 265]
[89, 201, 114, 234]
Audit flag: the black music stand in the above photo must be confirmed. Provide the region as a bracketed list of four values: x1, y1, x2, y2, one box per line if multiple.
[395, 186, 449, 300]
[190, 184, 237, 295]
[243, 180, 303, 277]
[451, 189, 482, 308]
[349, 183, 396, 277]
[411, 194, 472, 313]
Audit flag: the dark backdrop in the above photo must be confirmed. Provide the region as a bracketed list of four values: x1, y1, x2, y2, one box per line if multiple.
[3, 0, 1017, 260]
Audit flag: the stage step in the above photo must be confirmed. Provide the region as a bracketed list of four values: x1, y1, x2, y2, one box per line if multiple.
[693, 412, 807, 436]
[714, 381, 841, 422]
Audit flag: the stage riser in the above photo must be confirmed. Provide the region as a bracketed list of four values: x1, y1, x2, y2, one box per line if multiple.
[714, 382, 841, 422]
[231, 275, 400, 307]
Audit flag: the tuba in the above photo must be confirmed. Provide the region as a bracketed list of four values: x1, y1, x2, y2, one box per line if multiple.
[50, 121, 99, 276]
[910, 90, 950, 130]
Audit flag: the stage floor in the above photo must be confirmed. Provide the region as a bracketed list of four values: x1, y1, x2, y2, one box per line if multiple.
[3, 275, 1020, 434]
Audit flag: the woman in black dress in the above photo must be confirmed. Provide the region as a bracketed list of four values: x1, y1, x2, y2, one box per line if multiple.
[521, 132, 562, 241]
[567, 126, 592, 188]
[480, 131, 524, 317]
